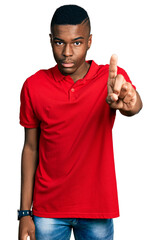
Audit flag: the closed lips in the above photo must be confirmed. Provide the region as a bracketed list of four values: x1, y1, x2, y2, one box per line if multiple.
[61, 62, 74, 67]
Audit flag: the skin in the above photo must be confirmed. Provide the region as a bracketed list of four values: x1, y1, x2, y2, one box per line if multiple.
[49, 23, 142, 115]
[49, 20, 92, 82]
[18, 20, 142, 240]
[18, 128, 40, 240]
[106, 54, 143, 116]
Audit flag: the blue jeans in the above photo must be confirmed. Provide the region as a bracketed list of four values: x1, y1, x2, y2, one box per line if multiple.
[33, 216, 114, 240]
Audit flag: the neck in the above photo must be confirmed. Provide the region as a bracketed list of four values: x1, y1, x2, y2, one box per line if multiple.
[70, 62, 90, 82]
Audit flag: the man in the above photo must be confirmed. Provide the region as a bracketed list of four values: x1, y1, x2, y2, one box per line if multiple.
[18, 4, 142, 240]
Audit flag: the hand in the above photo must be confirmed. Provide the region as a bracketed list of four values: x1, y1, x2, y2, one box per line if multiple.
[106, 54, 137, 113]
[18, 216, 36, 240]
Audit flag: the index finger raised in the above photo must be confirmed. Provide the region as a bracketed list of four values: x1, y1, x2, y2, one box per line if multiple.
[109, 54, 118, 79]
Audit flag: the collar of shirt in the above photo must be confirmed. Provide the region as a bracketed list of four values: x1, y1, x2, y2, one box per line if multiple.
[51, 60, 99, 83]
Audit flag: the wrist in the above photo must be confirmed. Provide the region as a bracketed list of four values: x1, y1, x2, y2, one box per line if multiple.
[119, 108, 136, 116]
[17, 209, 33, 220]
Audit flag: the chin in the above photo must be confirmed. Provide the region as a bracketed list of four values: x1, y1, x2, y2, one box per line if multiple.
[59, 66, 76, 76]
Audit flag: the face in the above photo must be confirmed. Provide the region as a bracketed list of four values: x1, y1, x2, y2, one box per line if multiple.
[50, 23, 92, 78]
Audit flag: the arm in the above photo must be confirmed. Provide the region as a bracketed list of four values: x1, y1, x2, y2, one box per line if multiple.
[18, 127, 40, 240]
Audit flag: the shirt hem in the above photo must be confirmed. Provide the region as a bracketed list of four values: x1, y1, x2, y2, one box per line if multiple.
[19, 121, 39, 128]
[32, 210, 120, 219]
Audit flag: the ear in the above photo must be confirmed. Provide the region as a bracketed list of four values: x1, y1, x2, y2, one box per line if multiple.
[87, 34, 92, 49]
[49, 34, 53, 45]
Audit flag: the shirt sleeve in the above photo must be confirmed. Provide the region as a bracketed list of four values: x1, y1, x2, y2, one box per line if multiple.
[117, 66, 136, 90]
[19, 80, 40, 128]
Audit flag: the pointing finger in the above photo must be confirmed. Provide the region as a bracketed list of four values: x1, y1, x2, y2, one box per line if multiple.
[109, 54, 118, 79]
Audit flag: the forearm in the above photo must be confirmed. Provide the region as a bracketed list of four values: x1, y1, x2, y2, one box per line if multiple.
[20, 145, 39, 210]
[119, 91, 143, 117]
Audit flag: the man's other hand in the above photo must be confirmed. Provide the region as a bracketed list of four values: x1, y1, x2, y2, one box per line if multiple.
[18, 216, 36, 240]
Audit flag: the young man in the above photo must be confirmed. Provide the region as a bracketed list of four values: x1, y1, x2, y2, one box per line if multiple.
[18, 4, 142, 240]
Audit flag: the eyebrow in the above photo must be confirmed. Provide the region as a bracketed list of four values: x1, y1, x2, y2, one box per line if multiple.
[53, 37, 84, 41]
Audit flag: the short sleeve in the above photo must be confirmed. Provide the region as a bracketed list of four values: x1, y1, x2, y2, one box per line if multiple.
[19, 80, 40, 128]
[117, 66, 136, 90]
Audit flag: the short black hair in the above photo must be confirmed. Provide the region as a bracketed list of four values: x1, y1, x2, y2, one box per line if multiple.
[50, 4, 91, 34]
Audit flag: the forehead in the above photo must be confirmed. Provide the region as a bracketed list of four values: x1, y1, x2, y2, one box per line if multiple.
[51, 24, 89, 39]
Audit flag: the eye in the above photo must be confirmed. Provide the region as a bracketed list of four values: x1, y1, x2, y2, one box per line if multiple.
[74, 41, 81, 46]
[55, 41, 64, 46]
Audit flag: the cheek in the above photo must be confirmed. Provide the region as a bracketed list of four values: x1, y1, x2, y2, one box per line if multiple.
[53, 47, 60, 55]
[52, 47, 63, 61]
[74, 45, 88, 58]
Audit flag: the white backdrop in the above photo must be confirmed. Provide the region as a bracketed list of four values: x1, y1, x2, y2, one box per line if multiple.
[1, 0, 160, 239]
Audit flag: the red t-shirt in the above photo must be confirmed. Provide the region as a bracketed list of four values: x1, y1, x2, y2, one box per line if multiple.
[19, 60, 135, 219]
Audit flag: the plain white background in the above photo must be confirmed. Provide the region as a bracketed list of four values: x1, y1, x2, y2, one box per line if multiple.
[1, 0, 160, 239]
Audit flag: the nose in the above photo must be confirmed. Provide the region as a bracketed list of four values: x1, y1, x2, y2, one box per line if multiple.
[63, 44, 73, 57]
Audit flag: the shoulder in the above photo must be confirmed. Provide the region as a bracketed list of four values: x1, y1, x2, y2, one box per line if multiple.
[89, 60, 109, 78]
[92, 60, 130, 80]
[27, 68, 53, 84]
[94, 61, 127, 74]
[22, 67, 54, 90]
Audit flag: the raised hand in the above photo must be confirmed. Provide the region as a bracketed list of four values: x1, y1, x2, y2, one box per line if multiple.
[106, 54, 138, 114]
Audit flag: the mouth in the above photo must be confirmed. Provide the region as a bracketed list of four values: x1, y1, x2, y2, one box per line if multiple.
[61, 61, 75, 68]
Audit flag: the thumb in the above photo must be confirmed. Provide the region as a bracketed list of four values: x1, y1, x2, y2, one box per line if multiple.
[106, 93, 118, 105]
